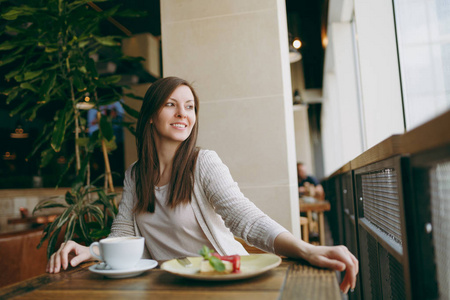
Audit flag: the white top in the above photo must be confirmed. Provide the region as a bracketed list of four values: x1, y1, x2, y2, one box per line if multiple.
[110, 149, 288, 259]
[135, 184, 214, 260]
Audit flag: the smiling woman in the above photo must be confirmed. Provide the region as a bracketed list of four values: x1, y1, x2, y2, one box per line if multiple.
[47, 77, 358, 295]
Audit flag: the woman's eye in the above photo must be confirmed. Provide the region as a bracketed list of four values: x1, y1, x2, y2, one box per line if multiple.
[186, 105, 194, 110]
[165, 102, 175, 107]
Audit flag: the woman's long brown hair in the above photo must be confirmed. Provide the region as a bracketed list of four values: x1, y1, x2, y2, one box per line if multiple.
[132, 77, 200, 213]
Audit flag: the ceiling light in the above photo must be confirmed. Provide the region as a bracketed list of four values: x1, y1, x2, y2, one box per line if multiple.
[293, 39, 301, 49]
[289, 46, 302, 63]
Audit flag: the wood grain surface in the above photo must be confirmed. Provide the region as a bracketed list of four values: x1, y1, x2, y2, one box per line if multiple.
[0, 259, 341, 300]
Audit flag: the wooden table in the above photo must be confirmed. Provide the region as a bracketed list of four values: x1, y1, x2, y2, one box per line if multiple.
[0, 258, 341, 300]
[299, 198, 331, 246]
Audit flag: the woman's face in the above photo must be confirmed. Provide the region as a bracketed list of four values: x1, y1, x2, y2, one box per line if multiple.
[152, 85, 196, 145]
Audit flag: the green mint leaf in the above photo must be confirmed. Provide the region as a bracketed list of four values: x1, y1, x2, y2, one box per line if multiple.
[199, 245, 211, 259]
[209, 256, 226, 272]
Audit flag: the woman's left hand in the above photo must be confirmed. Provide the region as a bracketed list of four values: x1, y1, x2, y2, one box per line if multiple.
[303, 244, 359, 294]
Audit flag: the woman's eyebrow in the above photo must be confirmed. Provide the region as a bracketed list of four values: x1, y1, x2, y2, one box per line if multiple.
[168, 98, 194, 103]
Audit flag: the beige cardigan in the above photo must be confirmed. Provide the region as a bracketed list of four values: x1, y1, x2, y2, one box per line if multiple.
[109, 149, 287, 258]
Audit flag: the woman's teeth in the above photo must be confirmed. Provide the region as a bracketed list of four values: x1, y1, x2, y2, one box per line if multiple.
[172, 124, 186, 128]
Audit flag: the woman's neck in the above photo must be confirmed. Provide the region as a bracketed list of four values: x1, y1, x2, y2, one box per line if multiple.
[154, 139, 180, 187]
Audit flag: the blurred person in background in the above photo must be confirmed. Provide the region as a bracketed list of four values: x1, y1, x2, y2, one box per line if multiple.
[297, 162, 325, 200]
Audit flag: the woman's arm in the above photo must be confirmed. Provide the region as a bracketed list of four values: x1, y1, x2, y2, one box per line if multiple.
[47, 165, 137, 273]
[274, 232, 358, 294]
[198, 150, 287, 253]
[199, 151, 358, 294]
[109, 165, 137, 237]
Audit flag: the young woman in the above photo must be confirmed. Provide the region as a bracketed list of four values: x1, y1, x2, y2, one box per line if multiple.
[47, 77, 358, 294]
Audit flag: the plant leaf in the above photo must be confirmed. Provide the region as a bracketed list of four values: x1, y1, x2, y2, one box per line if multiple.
[99, 114, 114, 141]
[20, 82, 38, 93]
[0, 40, 16, 50]
[24, 70, 43, 81]
[89, 228, 110, 240]
[94, 36, 119, 47]
[76, 137, 89, 147]
[37, 221, 55, 249]
[120, 121, 136, 136]
[6, 88, 19, 104]
[56, 154, 75, 188]
[40, 148, 55, 168]
[123, 93, 144, 101]
[0, 55, 19, 67]
[9, 97, 31, 117]
[32, 201, 67, 214]
[27, 123, 51, 160]
[40, 71, 56, 97]
[64, 214, 77, 242]
[47, 226, 62, 259]
[96, 189, 115, 217]
[56, 205, 75, 228]
[50, 104, 70, 152]
[86, 205, 104, 224]
[5, 69, 20, 80]
[65, 191, 76, 205]
[120, 101, 139, 119]
[78, 213, 90, 243]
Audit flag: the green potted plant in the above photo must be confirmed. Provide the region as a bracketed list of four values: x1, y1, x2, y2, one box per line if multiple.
[0, 0, 144, 257]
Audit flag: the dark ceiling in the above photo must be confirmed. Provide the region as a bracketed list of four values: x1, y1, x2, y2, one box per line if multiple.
[286, 0, 327, 89]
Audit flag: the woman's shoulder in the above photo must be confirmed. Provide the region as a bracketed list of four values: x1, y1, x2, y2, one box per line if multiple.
[197, 149, 222, 165]
[196, 149, 231, 179]
[124, 161, 137, 180]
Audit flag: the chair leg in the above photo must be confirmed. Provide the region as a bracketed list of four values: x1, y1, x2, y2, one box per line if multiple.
[300, 217, 309, 243]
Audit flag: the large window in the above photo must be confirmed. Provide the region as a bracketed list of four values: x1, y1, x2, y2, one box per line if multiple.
[394, 0, 450, 130]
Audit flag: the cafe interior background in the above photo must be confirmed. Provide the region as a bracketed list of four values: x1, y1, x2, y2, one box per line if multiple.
[1, 0, 450, 298]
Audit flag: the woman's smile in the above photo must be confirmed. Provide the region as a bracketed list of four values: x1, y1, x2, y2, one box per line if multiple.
[170, 122, 188, 129]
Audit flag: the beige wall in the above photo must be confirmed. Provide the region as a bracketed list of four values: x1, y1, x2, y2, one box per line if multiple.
[293, 105, 313, 174]
[161, 0, 300, 236]
[122, 84, 151, 169]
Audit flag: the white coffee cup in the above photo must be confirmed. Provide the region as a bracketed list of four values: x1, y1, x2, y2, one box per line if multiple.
[89, 236, 144, 270]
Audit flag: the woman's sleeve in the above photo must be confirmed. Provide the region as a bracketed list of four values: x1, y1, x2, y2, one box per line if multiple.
[109, 165, 137, 237]
[198, 150, 288, 253]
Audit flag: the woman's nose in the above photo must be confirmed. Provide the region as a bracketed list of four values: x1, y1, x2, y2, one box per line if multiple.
[176, 108, 187, 118]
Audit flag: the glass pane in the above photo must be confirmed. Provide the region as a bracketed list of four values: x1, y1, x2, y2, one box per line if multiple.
[393, 0, 450, 130]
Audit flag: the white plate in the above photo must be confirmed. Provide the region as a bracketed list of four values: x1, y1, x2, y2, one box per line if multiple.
[89, 259, 158, 279]
[160, 254, 281, 281]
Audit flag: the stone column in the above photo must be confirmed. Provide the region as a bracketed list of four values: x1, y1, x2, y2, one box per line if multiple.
[161, 0, 299, 236]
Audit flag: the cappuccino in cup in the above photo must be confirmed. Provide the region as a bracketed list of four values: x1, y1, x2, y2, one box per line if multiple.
[90, 236, 144, 270]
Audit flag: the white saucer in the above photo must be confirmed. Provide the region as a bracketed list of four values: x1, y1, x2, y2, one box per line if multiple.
[89, 259, 158, 279]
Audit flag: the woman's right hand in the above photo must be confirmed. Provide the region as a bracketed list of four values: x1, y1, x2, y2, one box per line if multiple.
[47, 241, 92, 273]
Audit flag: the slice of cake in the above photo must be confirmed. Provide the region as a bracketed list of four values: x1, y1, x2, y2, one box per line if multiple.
[200, 259, 233, 274]
[198, 245, 241, 274]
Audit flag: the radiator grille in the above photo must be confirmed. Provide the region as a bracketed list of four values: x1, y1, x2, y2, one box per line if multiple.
[344, 216, 361, 300]
[359, 228, 381, 300]
[379, 246, 406, 300]
[344, 216, 356, 254]
[430, 160, 450, 300]
[388, 253, 406, 300]
[361, 168, 402, 245]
